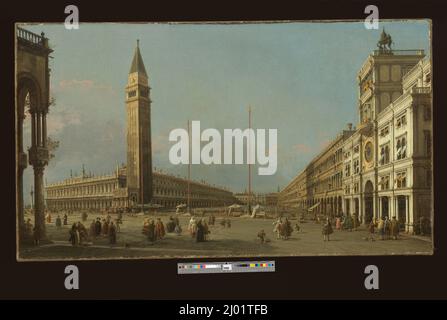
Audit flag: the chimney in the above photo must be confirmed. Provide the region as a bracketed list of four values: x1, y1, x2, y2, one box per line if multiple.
[347, 123, 353, 131]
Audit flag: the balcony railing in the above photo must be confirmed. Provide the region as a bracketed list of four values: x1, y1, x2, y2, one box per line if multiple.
[411, 86, 431, 94]
[17, 26, 48, 48]
[373, 49, 425, 56]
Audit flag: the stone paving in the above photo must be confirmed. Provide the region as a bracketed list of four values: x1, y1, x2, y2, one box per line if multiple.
[19, 211, 433, 260]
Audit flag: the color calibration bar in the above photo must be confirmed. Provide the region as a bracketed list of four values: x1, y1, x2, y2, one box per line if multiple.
[177, 261, 275, 274]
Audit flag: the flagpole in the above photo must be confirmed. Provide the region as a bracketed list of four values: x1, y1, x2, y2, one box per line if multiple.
[248, 105, 252, 215]
[187, 120, 191, 213]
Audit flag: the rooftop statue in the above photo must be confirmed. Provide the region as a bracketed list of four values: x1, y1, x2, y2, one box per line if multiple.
[377, 28, 393, 53]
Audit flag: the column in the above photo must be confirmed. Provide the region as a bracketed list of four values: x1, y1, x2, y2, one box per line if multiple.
[33, 166, 46, 240]
[406, 195, 411, 233]
[373, 193, 377, 221]
[42, 113, 47, 147]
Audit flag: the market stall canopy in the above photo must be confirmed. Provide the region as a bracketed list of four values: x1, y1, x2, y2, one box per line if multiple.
[228, 204, 241, 209]
[176, 204, 187, 209]
[308, 202, 320, 212]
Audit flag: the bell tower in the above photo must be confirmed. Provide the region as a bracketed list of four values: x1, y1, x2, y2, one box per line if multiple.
[125, 40, 153, 206]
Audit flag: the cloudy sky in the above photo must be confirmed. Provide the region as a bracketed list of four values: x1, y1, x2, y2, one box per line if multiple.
[21, 21, 430, 202]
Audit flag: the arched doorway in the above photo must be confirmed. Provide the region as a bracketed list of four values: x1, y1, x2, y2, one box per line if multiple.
[17, 28, 53, 242]
[364, 180, 374, 223]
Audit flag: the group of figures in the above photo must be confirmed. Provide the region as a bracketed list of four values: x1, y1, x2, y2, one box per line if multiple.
[46, 212, 69, 227]
[188, 216, 211, 242]
[69, 214, 120, 246]
[334, 214, 361, 232]
[367, 216, 400, 241]
[272, 217, 294, 240]
[142, 217, 169, 242]
[25, 212, 70, 245]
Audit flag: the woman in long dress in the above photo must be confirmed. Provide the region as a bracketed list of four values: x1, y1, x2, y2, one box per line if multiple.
[335, 217, 342, 230]
[322, 218, 333, 241]
[189, 217, 197, 238]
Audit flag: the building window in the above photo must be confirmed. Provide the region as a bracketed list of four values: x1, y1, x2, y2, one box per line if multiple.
[344, 185, 350, 195]
[353, 145, 359, 154]
[423, 105, 431, 121]
[380, 125, 390, 137]
[140, 88, 148, 97]
[353, 182, 359, 193]
[353, 158, 360, 174]
[396, 136, 407, 160]
[396, 113, 407, 129]
[424, 130, 431, 157]
[379, 143, 390, 165]
[379, 175, 390, 190]
[425, 72, 431, 84]
[395, 171, 407, 188]
[344, 163, 351, 177]
[128, 90, 136, 98]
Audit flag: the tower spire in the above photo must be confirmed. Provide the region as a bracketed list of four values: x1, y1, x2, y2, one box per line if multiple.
[129, 40, 147, 76]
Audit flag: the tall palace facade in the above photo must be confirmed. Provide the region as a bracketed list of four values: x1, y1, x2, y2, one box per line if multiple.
[279, 32, 432, 232]
[45, 42, 236, 211]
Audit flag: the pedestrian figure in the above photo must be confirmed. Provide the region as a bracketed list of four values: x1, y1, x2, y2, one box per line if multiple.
[344, 215, 352, 231]
[89, 220, 96, 240]
[147, 220, 156, 242]
[377, 216, 385, 240]
[257, 229, 266, 243]
[142, 218, 150, 236]
[115, 218, 121, 233]
[322, 218, 333, 241]
[166, 216, 176, 233]
[155, 218, 165, 240]
[196, 220, 205, 242]
[189, 217, 198, 237]
[102, 219, 109, 236]
[295, 223, 300, 233]
[273, 218, 282, 239]
[55, 215, 62, 228]
[368, 220, 375, 241]
[63, 213, 68, 226]
[77, 222, 88, 245]
[33, 226, 40, 246]
[390, 216, 399, 240]
[282, 218, 293, 240]
[203, 220, 210, 240]
[95, 218, 102, 236]
[335, 216, 342, 230]
[69, 223, 78, 246]
[226, 219, 231, 228]
[384, 216, 391, 240]
[109, 222, 117, 245]
[353, 213, 360, 231]
[174, 223, 182, 235]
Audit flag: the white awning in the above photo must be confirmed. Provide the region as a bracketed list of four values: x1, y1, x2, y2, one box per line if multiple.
[308, 202, 320, 211]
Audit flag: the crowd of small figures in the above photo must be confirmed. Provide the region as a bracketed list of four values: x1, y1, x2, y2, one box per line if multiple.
[23, 210, 423, 248]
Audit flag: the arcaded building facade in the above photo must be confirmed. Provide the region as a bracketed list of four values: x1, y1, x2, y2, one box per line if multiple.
[280, 35, 432, 232]
[278, 128, 354, 216]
